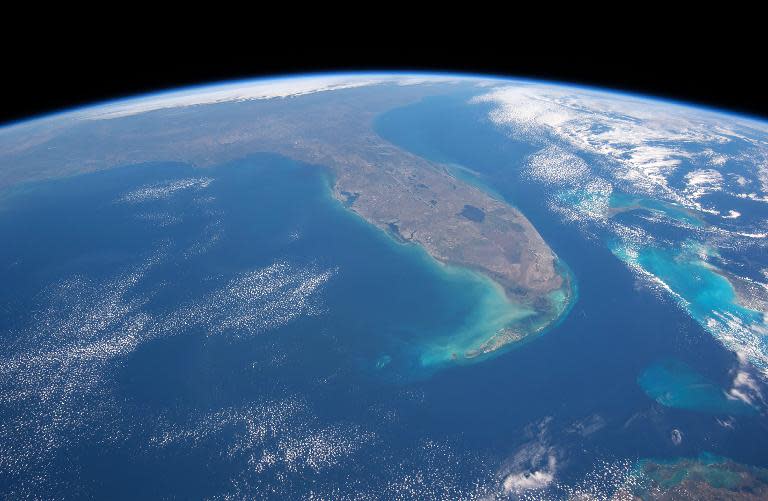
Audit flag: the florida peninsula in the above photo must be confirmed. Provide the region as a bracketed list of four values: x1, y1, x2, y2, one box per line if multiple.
[0, 81, 573, 362]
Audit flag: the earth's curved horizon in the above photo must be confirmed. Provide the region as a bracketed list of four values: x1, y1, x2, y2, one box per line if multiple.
[1, 73, 767, 499]
[8, 71, 768, 128]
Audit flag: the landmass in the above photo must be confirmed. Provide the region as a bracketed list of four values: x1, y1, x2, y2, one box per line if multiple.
[608, 192, 705, 227]
[0, 83, 572, 358]
[464, 327, 526, 359]
[614, 453, 768, 500]
[711, 266, 768, 315]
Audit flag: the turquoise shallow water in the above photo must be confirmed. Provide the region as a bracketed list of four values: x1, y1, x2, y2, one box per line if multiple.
[610, 239, 767, 373]
[414, 269, 535, 367]
[636, 245, 760, 325]
[638, 359, 755, 415]
[411, 260, 576, 370]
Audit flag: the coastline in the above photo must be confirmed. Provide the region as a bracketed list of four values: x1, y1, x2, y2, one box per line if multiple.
[321, 169, 575, 368]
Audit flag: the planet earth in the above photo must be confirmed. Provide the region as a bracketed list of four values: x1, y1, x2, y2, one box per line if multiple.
[1, 73, 767, 499]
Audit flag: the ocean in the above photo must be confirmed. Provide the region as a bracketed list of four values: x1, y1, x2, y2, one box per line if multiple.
[1, 89, 767, 498]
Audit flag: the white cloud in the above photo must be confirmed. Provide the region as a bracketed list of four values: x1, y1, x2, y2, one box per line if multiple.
[117, 177, 214, 203]
[526, 145, 590, 184]
[503, 468, 555, 493]
[79, 74, 469, 120]
[472, 83, 767, 212]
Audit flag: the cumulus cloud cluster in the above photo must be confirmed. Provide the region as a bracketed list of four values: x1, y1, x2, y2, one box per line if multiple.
[475, 83, 768, 382]
[474, 83, 768, 215]
[0, 247, 336, 493]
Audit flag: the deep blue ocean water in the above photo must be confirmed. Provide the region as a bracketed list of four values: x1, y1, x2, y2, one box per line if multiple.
[374, 93, 768, 478]
[1, 89, 767, 498]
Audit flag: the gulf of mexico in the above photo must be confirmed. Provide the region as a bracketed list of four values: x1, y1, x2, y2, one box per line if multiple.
[0, 150, 552, 497]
